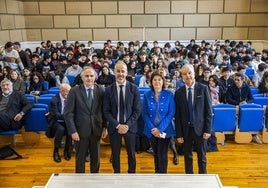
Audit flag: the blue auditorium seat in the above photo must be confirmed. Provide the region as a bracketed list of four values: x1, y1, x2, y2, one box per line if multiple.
[253, 97, 268, 106]
[212, 104, 236, 133]
[24, 104, 49, 132]
[238, 104, 264, 132]
[66, 75, 76, 87]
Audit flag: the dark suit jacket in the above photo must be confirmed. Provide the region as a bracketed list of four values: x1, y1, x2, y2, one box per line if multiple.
[0, 91, 33, 127]
[174, 82, 212, 137]
[48, 94, 64, 126]
[64, 84, 106, 138]
[103, 81, 142, 134]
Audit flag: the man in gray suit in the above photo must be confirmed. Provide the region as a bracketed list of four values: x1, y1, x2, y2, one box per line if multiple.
[64, 66, 107, 173]
[103, 61, 141, 173]
[174, 64, 212, 174]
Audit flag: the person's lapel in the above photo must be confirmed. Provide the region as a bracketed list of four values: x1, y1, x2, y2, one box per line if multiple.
[80, 85, 91, 111]
[112, 83, 118, 109]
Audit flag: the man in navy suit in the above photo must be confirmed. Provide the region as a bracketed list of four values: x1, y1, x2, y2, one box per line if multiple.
[103, 61, 141, 173]
[174, 64, 212, 174]
[0, 78, 33, 132]
[48, 83, 72, 163]
[64, 66, 107, 173]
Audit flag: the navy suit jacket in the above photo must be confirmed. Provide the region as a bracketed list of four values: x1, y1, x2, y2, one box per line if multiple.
[103, 81, 142, 134]
[174, 82, 212, 138]
[48, 94, 64, 126]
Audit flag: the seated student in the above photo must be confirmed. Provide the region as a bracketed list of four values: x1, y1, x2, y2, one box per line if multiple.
[209, 75, 225, 105]
[28, 72, 48, 95]
[226, 72, 253, 105]
[48, 83, 72, 163]
[7, 69, 26, 94]
[0, 78, 33, 132]
[97, 65, 116, 87]
[219, 67, 235, 103]
[226, 72, 262, 144]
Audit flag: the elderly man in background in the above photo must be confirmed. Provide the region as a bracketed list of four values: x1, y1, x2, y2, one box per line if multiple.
[0, 78, 33, 132]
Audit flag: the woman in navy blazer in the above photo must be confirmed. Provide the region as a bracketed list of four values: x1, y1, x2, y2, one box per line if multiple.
[143, 70, 175, 173]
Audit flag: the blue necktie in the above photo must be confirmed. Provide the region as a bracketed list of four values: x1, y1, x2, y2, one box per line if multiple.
[87, 88, 93, 110]
[188, 88, 193, 124]
[119, 85, 125, 124]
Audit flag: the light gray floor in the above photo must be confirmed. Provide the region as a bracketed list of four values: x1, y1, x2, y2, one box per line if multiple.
[44, 173, 224, 188]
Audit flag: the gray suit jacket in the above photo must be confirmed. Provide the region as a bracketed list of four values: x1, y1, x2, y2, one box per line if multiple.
[64, 84, 106, 138]
[174, 82, 213, 137]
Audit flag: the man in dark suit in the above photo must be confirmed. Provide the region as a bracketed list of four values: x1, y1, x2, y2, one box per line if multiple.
[48, 83, 72, 163]
[174, 64, 212, 174]
[103, 61, 142, 173]
[64, 66, 107, 173]
[0, 78, 33, 132]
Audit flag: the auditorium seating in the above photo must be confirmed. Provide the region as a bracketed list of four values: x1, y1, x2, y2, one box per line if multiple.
[235, 104, 264, 143]
[250, 86, 259, 95]
[22, 104, 49, 144]
[253, 97, 268, 106]
[212, 104, 237, 144]
[135, 75, 143, 86]
[37, 95, 54, 108]
[48, 87, 60, 94]
[24, 94, 36, 103]
[66, 75, 76, 87]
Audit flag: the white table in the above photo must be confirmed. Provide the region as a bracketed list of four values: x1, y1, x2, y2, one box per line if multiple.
[44, 173, 224, 188]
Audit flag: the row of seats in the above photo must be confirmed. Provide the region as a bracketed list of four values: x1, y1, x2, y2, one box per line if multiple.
[212, 103, 268, 144]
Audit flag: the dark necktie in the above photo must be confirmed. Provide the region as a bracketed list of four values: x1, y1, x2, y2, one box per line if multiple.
[188, 87, 193, 124]
[119, 85, 125, 124]
[87, 88, 93, 109]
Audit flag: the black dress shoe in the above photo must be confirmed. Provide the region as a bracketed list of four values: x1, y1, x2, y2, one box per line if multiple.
[53, 152, 61, 163]
[173, 156, 178, 165]
[64, 150, 71, 161]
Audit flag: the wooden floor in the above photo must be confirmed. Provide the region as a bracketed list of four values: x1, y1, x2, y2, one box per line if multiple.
[0, 134, 268, 188]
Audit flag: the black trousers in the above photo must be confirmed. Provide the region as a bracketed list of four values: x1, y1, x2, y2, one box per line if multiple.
[0, 113, 21, 132]
[75, 134, 101, 173]
[54, 122, 72, 150]
[183, 127, 207, 174]
[150, 136, 171, 173]
[109, 131, 136, 173]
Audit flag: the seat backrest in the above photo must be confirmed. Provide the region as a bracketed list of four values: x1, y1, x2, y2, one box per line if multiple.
[43, 81, 49, 90]
[238, 107, 264, 132]
[138, 87, 150, 95]
[37, 96, 53, 108]
[25, 94, 36, 103]
[135, 75, 143, 86]
[66, 75, 76, 87]
[48, 89, 60, 94]
[250, 87, 259, 95]
[24, 108, 48, 132]
[253, 94, 265, 98]
[33, 103, 49, 112]
[212, 107, 236, 132]
[39, 93, 56, 97]
[253, 97, 268, 106]
[239, 103, 262, 108]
